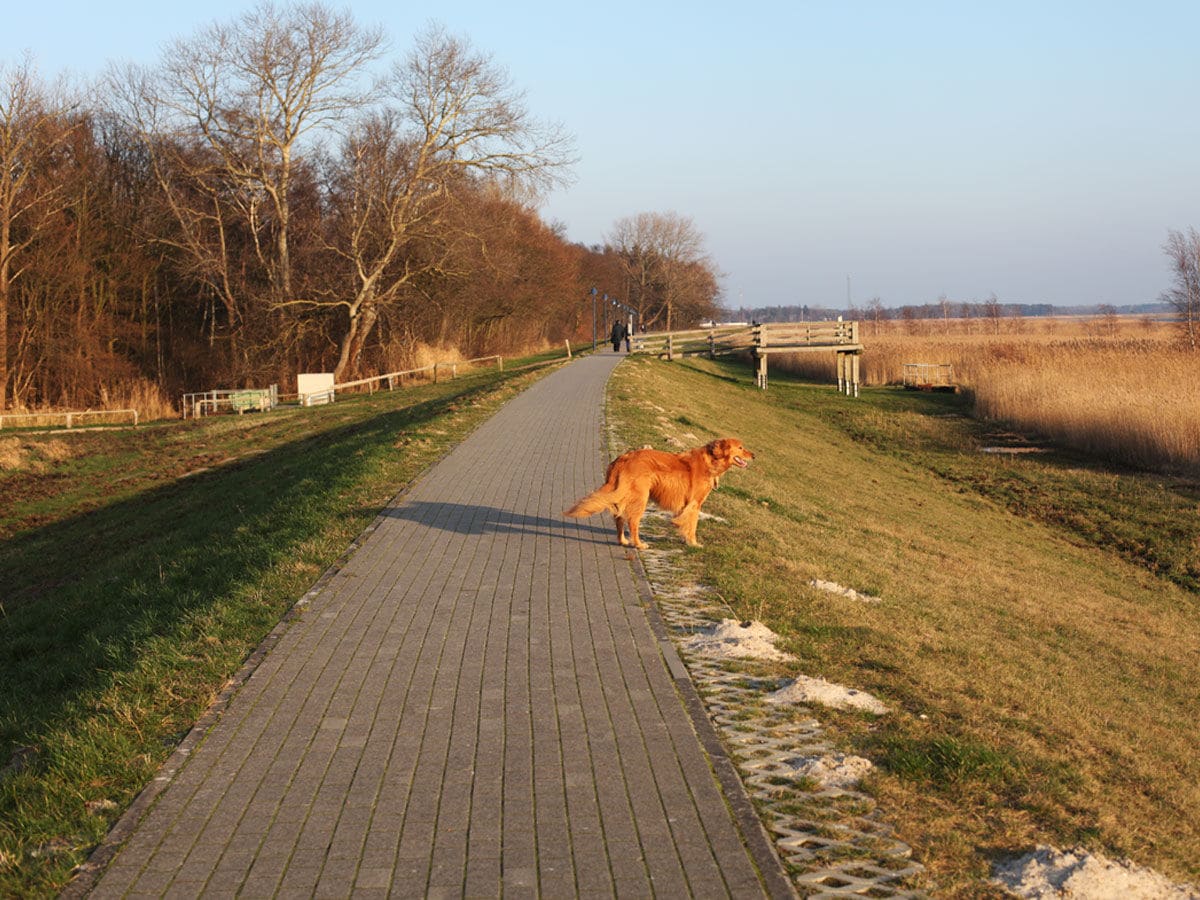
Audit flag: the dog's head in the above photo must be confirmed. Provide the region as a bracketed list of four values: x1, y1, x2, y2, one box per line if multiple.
[706, 438, 754, 473]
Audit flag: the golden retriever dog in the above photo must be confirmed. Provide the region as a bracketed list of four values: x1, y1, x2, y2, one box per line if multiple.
[565, 438, 754, 549]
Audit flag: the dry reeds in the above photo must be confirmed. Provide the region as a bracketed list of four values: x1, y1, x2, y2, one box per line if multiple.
[962, 341, 1199, 473]
[4, 378, 177, 424]
[104, 378, 177, 420]
[777, 319, 1200, 474]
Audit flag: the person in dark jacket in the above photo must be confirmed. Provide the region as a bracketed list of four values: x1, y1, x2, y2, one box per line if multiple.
[610, 320, 627, 352]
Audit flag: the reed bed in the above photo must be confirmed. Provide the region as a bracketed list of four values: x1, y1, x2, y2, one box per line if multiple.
[775, 319, 1199, 474]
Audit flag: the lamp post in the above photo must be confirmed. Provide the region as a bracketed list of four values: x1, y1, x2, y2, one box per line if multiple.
[590, 287, 597, 351]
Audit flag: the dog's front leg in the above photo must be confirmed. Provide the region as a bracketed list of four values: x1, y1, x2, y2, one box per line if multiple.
[672, 503, 702, 546]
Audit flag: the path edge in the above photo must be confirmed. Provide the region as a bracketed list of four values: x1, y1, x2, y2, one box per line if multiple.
[630, 552, 798, 899]
[599, 361, 796, 899]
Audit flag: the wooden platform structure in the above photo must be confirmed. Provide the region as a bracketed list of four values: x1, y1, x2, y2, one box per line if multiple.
[902, 363, 956, 392]
[631, 321, 864, 393]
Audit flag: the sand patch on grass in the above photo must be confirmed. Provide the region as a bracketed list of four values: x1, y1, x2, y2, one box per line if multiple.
[680, 619, 795, 662]
[808, 579, 882, 604]
[786, 752, 876, 790]
[992, 845, 1199, 899]
[767, 675, 889, 715]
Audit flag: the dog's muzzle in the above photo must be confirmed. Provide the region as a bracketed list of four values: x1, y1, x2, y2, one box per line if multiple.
[733, 455, 749, 468]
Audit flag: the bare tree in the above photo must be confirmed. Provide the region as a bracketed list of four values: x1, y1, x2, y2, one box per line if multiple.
[314, 26, 573, 379]
[166, 2, 385, 304]
[938, 294, 952, 334]
[0, 56, 77, 410]
[606, 211, 719, 331]
[606, 213, 660, 323]
[983, 292, 1003, 335]
[111, 2, 385, 371]
[867, 297, 887, 336]
[1163, 227, 1200, 351]
[1097, 303, 1119, 339]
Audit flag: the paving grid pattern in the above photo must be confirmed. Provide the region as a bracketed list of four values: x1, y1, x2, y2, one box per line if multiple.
[638, 548, 929, 899]
[79, 353, 791, 899]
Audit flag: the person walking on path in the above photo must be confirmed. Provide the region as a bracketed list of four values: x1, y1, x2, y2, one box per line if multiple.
[610, 319, 627, 352]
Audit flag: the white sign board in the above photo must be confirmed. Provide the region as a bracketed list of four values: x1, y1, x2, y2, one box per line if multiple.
[297, 372, 335, 406]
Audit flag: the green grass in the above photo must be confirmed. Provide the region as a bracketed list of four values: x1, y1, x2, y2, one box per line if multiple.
[0, 358, 558, 896]
[605, 354, 1200, 894]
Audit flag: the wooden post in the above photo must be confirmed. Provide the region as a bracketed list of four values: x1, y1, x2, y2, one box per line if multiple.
[667, 333, 674, 361]
[755, 353, 768, 389]
[851, 353, 861, 397]
[565, 340, 572, 359]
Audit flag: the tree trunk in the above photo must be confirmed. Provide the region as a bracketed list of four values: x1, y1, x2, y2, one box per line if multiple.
[0, 215, 8, 411]
[334, 303, 379, 382]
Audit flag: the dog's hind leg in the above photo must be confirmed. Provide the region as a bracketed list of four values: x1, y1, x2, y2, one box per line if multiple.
[625, 498, 649, 550]
[614, 514, 630, 546]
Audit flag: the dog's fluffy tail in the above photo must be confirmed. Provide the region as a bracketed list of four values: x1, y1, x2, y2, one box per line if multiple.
[564, 487, 618, 518]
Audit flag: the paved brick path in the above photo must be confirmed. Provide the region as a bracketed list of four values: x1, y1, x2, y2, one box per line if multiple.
[82, 353, 791, 898]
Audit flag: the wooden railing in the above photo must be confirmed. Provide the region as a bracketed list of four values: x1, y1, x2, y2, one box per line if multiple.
[632, 321, 860, 357]
[326, 355, 504, 399]
[630, 321, 863, 393]
[0, 408, 140, 429]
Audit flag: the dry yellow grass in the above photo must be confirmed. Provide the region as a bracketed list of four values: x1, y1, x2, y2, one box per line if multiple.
[776, 318, 1200, 474]
[104, 377, 177, 420]
[0, 437, 24, 471]
[0, 437, 79, 473]
[4, 377, 177, 424]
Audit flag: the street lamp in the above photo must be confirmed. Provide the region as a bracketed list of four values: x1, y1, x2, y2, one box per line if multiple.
[590, 287, 597, 351]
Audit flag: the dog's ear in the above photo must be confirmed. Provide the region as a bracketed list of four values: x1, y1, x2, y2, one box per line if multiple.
[707, 439, 731, 458]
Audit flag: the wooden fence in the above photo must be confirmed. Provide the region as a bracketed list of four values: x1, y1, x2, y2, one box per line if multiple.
[303, 355, 503, 406]
[184, 355, 505, 418]
[631, 321, 864, 393]
[0, 408, 140, 429]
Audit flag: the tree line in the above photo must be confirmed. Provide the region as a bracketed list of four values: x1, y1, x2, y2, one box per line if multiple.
[0, 3, 721, 413]
[739, 281, 1195, 348]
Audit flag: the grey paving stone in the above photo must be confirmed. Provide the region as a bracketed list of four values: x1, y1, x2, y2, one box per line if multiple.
[80, 354, 784, 898]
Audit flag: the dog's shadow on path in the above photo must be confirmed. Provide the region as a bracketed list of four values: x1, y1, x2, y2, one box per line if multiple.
[381, 500, 612, 543]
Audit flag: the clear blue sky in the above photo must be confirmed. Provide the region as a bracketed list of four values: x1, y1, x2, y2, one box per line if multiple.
[6, 1, 1199, 309]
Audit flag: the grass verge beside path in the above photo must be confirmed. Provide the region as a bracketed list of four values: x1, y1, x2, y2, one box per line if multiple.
[605, 355, 1200, 895]
[0, 356, 559, 897]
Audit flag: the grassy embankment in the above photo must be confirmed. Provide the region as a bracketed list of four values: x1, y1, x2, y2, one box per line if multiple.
[0, 352, 561, 897]
[605, 353, 1200, 895]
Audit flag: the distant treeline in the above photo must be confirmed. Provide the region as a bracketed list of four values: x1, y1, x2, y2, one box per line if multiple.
[728, 301, 1173, 324]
